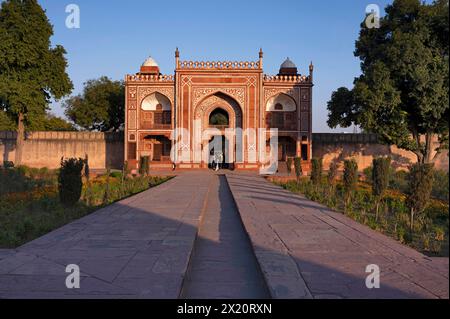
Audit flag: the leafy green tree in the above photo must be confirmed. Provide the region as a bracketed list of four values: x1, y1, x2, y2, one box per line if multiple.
[64, 77, 125, 131]
[0, 0, 73, 165]
[1, 110, 75, 131]
[327, 0, 449, 164]
[0, 110, 15, 130]
[28, 113, 76, 131]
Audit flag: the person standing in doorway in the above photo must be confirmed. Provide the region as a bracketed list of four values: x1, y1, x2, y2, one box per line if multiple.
[217, 151, 224, 170]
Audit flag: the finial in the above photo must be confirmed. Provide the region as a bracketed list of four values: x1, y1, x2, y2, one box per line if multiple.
[259, 48, 263, 58]
[309, 61, 314, 71]
[175, 47, 179, 58]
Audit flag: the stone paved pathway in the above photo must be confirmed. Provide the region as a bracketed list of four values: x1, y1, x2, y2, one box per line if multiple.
[0, 171, 448, 299]
[226, 173, 449, 299]
[0, 173, 212, 298]
[180, 175, 269, 299]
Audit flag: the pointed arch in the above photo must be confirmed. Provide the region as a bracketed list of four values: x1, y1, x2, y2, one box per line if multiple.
[141, 92, 172, 111]
[266, 93, 297, 112]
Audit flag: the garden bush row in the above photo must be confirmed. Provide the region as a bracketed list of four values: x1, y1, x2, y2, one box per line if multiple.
[278, 156, 449, 256]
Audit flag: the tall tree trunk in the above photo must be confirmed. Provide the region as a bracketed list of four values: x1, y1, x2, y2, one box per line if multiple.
[423, 132, 433, 164]
[412, 129, 424, 164]
[15, 112, 25, 166]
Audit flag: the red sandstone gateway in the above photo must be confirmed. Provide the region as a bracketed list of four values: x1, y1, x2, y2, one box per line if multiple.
[124, 49, 313, 171]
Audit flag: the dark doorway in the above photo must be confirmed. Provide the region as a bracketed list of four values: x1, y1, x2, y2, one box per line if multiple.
[277, 136, 296, 161]
[144, 135, 171, 162]
[208, 135, 231, 169]
[301, 143, 308, 161]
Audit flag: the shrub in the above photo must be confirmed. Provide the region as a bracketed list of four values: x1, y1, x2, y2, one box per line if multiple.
[109, 171, 122, 179]
[121, 161, 129, 197]
[84, 154, 90, 178]
[294, 157, 302, 184]
[406, 163, 435, 234]
[58, 158, 84, 206]
[3, 161, 14, 169]
[327, 161, 338, 185]
[83, 154, 92, 206]
[390, 170, 409, 193]
[139, 156, 150, 176]
[286, 158, 293, 175]
[16, 165, 30, 176]
[432, 170, 449, 202]
[311, 158, 323, 185]
[372, 157, 391, 196]
[343, 159, 358, 206]
[363, 166, 372, 182]
[123, 160, 130, 176]
[372, 157, 391, 219]
[103, 167, 111, 205]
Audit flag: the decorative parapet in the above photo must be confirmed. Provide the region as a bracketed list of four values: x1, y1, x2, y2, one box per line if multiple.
[312, 133, 379, 144]
[0, 131, 123, 141]
[264, 74, 311, 83]
[178, 60, 261, 70]
[126, 74, 174, 82]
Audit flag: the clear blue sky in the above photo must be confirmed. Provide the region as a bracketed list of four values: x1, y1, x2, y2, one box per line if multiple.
[39, 0, 397, 132]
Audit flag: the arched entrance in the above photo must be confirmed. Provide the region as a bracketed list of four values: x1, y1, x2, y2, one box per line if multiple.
[207, 135, 231, 169]
[142, 134, 171, 162]
[193, 92, 243, 169]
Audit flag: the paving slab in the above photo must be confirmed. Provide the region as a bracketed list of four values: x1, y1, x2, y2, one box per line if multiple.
[226, 173, 449, 299]
[0, 173, 213, 299]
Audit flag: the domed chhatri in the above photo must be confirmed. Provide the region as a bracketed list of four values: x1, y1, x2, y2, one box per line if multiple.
[142, 56, 159, 67]
[280, 57, 296, 69]
[140, 56, 160, 75]
[278, 57, 298, 75]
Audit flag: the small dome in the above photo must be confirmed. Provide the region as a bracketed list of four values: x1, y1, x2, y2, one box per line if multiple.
[280, 57, 296, 69]
[142, 56, 158, 67]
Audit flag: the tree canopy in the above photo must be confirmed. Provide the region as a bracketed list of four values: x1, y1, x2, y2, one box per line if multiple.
[28, 113, 76, 131]
[0, 0, 73, 163]
[0, 110, 76, 131]
[327, 0, 449, 163]
[64, 76, 125, 132]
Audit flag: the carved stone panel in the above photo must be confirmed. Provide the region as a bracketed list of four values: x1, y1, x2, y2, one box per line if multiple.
[128, 110, 136, 130]
[193, 87, 245, 107]
[300, 88, 310, 101]
[301, 112, 309, 131]
[300, 102, 309, 111]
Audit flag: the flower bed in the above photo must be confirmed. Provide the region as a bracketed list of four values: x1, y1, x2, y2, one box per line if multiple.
[0, 167, 171, 248]
[270, 176, 449, 257]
